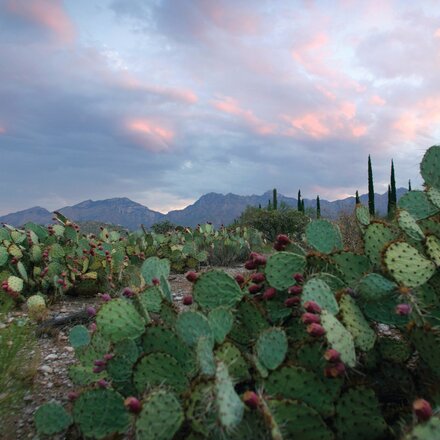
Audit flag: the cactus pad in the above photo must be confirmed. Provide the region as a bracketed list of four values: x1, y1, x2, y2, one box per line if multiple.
[426, 235, 440, 266]
[403, 417, 440, 440]
[69, 325, 91, 349]
[26, 294, 46, 321]
[265, 252, 306, 290]
[334, 387, 387, 440]
[311, 273, 346, 291]
[0, 246, 8, 266]
[134, 352, 189, 393]
[420, 145, 440, 189]
[7, 275, 23, 293]
[193, 270, 243, 309]
[73, 389, 129, 439]
[197, 336, 216, 377]
[384, 242, 436, 287]
[398, 210, 425, 241]
[356, 204, 371, 226]
[357, 273, 397, 301]
[136, 390, 184, 440]
[398, 190, 439, 220]
[215, 342, 250, 382]
[96, 299, 145, 342]
[332, 251, 371, 283]
[255, 327, 288, 370]
[301, 278, 339, 315]
[411, 327, 440, 376]
[34, 403, 72, 436]
[208, 307, 234, 344]
[377, 335, 412, 363]
[176, 310, 213, 347]
[141, 256, 170, 285]
[306, 219, 343, 254]
[138, 286, 163, 314]
[427, 186, 440, 209]
[339, 295, 376, 351]
[321, 311, 356, 367]
[265, 366, 335, 417]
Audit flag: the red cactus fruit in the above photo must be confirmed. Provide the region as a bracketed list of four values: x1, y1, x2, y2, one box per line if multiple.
[183, 295, 193, 305]
[324, 362, 346, 378]
[251, 273, 265, 284]
[100, 293, 111, 302]
[103, 353, 114, 361]
[152, 277, 160, 286]
[293, 273, 305, 284]
[89, 322, 97, 333]
[306, 323, 326, 337]
[304, 301, 322, 314]
[413, 399, 432, 422]
[324, 349, 341, 363]
[122, 287, 135, 298]
[273, 242, 285, 252]
[124, 397, 142, 414]
[97, 379, 109, 388]
[301, 312, 321, 325]
[94, 359, 106, 367]
[244, 260, 257, 270]
[234, 274, 245, 285]
[262, 287, 277, 300]
[395, 303, 412, 315]
[288, 285, 303, 295]
[276, 234, 291, 245]
[248, 284, 263, 294]
[86, 306, 97, 317]
[243, 391, 260, 409]
[185, 271, 198, 282]
[284, 296, 301, 307]
[254, 255, 267, 266]
[67, 391, 80, 401]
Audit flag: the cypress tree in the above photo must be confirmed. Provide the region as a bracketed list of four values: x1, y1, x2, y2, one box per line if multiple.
[258, 203, 261, 209]
[368, 155, 375, 216]
[355, 190, 360, 204]
[316, 196, 321, 219]
[273, 188, 278, 210]
[408, 179, 412, 191]
[301, 199, 305, 213]
[390, 160, 397, 213]
[297, 190, 301, 211]
[387, 184, 391, 217]
[267, 199, 272, 210]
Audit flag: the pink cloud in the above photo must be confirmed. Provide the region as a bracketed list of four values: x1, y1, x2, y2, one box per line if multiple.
[6, 0, 75, 43]
[125, 118, 175, 152]
[0, 126, 5, 134]
[370, 95, 386, 106]
[285, 113, 331, 139]
[434, 28, 440, 38]
[310, 184, 354, 201]
[212, 96, 277, 135]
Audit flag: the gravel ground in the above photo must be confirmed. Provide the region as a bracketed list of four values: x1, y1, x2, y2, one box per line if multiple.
[5, 266, 245, 440]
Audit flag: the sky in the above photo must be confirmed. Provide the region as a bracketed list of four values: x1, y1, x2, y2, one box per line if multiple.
[1, 0, 439, 215]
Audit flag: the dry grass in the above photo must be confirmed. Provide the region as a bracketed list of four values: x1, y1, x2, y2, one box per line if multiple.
[336, 211, 364, 253]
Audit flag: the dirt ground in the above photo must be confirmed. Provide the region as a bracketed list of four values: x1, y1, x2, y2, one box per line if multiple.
[3, 266, 245, 440]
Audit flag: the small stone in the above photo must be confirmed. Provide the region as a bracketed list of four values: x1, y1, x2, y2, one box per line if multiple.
[44, 354, 58, 361]
[39, 365, 53, 374]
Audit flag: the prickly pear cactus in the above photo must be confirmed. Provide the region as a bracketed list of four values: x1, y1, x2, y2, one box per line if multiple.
[34, 403, 72, 436]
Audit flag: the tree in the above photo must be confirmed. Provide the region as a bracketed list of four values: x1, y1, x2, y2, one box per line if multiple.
[316, 195, 321, 219]
[297, 190, 301, 211]
[408, 179, 412, 191]
[355, 190, 360, 204]
[368, 155, 375, 216]
[389, 160, 397, 215]
[258, 203, 262, 209]
[273, 188, 278, 211]
[267, 199, 272, 210]
[301, 199, 305, 213]
[387, 184, 391, 217]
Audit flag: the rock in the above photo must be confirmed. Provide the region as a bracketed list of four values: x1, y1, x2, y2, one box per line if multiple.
[64, 346, 74, 352]
[44, 354, 58, 361]
[39, 365, 53, 374]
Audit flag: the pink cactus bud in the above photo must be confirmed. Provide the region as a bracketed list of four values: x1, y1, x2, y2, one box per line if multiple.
[249, 252, 260, 261]
[244, 260, 257, 270]
[324, 349, 341, 363]
[67, 391, 80, 401]
[122, 287, 135, 298]
[234, 274, 245, 285]
[86, 306, 96, 317]
[413, 399, 432, 422]
[301, 312, 321, 325]
[89, 322, 97, 333]
[103, 353, 114, 361]
[276, 234, 291, 245]
[273, 242, 285, 252]
[304, 301, 322, 314]
[185, 271, 198, 282]
[100, 293, 111, 302]
[124, 397, 142, 414]
[183, 295, 193, 305]
[293, 273, 304, 284]
[255, 255, 267, 266]
[324, 362, 346, 378]
[288, 285, 303, 295]
[262, 287, 277, 300]
[94, 359, 106, 367]
[93, 365, 105, 373]
[284, 296, 301, 307]
[152, 277, 160, 286]
[307, 323, 326, 337]
[243, 391, 260, 409]
[248, 284, 263, 294]
[395, 303, 412, 315]
[251, 273, 265, 284]
[97, 379, 109, 388]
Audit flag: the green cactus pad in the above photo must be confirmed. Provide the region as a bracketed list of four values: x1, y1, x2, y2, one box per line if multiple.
[96, 299, 145, 342]
[426, 235, 440, 266]
[215, 342, 250, 382]
[339, 295, 376, 351]
[10, 230, 26, 244]
[134, 352, 189, 393]
[7, 243, 22, 258]
[215, 362, 244, 430]
[255, 327, 288, 370]
[377, 335, 412, 363]
[106, 339, 139, 383]
[197, 336, 216, 377]
[398, 209, 425, 241]
[136, 390, 184, 440]
[138, 285, 163, 314]
[356, 204, 371, 226]
[398, 190, 439, 220]
[193, 270, 243, 310]
[306, 219, 343, 254]
[403, 417, 440, 440]
[8, 275, 23, 293]
[34, 402, 72, 436]
[141, 256, 170, 285]
[411, 327, 440, 376]
[24, 222, 48, 240]
[427, 186, 440, 209]
[384, 241, 436, 287]
[69, 325, 91, 349]
[359, 296, 409, 326]
[186, 382, 217, 436]
[73, 389, 129, 438]
[356, 273, 397, 301]
[265, 251, 306, 290]
[228, 300, 269, 347]
[332, 251, 371, 284]
[334, 387, 387, 440]
[420, 145, 440, 189]
[159, 301, 178, 328]
[311, 273, 346, 291]
[301, 278, 339, 315]
[265, 366, 335, 417]
[69, 364, 105, 386]
[176, 310, 213, 347]
[75, 330, 111, 366]
[321, 311, 356, 367]
[268, 399, 334, 440]
[26, 294, 46, 321]
[0, 246, 8, 266]
[208, 307, 234, 344]
[364, 222, 401, 266]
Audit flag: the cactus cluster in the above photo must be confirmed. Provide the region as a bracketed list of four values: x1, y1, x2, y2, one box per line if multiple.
[33, 144, 440, 439]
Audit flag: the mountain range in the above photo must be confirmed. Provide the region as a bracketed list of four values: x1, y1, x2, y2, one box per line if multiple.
[0, 188, 407, 230]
